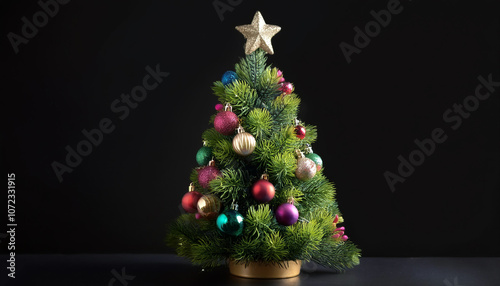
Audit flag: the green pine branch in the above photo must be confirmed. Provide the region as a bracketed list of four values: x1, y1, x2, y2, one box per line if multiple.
[310, 240, 361, 271]
[235, 49, 268, 91]
[246, 108, 272, 139]
[209, 168, 253, 202]
[212, 80, 258, 118]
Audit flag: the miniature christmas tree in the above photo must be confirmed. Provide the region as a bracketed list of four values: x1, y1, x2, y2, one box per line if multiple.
[167, 11, 360, 278]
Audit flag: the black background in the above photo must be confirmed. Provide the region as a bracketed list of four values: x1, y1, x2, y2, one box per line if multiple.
[2, 0, 499, 257]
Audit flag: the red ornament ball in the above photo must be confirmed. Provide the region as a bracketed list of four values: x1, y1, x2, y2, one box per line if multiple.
[181, 191, 203, 213]
[295, 125, 306, 139]
[275, 203, 299, 226]
[251, 179, 275, 203]
[280, 82, 294, 95]
[214, 111, 239, 135]
[198, 166, 221, 189]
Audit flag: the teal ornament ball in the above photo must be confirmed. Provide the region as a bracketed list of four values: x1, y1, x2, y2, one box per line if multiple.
[305, 153, 323, 171]
[196, 146, 212, 166]
[216, 210, 244, 236]
[221, 71, 238, 86]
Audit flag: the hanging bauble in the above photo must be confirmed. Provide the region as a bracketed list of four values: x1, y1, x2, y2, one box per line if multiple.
[196, 144, 212, 166]
[198, 160, 221, 189]
[305, 153, 323, 171]
[216, 209, 244, 236]
[181, 183, 203, 213]
[279, 82, 294, 95]
[197, 194, 221, 219]
[275, 198, 299, 226]
[305, 144, 323, 171]
[215, 103, 224, 111]
[294, 118, 306, 140]
[221, 71, 239, 86]
[232, 125, 256, 156]
[214, 103, 239, 136]
[251, 174, 275, 203]
[295, 150, 316, 181]
[295, 125, 306, 140]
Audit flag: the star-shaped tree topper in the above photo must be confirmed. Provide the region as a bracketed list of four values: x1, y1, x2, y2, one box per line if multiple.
[235, 11, 281, 55]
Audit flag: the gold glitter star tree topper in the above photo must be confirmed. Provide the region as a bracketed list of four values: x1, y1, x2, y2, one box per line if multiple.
[235, 11, 281, 55]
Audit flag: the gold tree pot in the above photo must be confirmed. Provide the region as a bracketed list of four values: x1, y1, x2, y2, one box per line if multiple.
[229, 260, 302, 279]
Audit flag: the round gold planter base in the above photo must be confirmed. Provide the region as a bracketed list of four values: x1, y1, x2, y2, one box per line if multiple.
[229, 260, 302, 279]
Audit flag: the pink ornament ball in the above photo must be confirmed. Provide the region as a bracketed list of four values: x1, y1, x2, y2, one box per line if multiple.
[197, 166, 221, 189]
[215, 103, 224, 111]
[214, 111, 239, 135]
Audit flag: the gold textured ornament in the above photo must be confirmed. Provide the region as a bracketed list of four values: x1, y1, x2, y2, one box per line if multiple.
[196, 194, 221, 219]
[295, 150, 317, 181]
[232, 125, 256, 156]
[235, 11, 281, 55]
[229, 259, 302, 279]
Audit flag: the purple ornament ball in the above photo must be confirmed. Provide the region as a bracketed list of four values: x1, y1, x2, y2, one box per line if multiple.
[275, 203, 299, 226]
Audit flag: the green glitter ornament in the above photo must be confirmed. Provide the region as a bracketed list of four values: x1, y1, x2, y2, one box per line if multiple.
[196, 145, 212, 166]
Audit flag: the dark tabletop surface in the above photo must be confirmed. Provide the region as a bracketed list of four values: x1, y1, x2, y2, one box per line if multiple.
[1, 254, 499, 286]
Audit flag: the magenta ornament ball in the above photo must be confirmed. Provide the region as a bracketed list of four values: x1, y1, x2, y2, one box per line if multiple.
[215, 103, 224, 111]
[198, 166, 221, 189]
[275, 203, 299, 226]
[214, 111, 239, 135]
